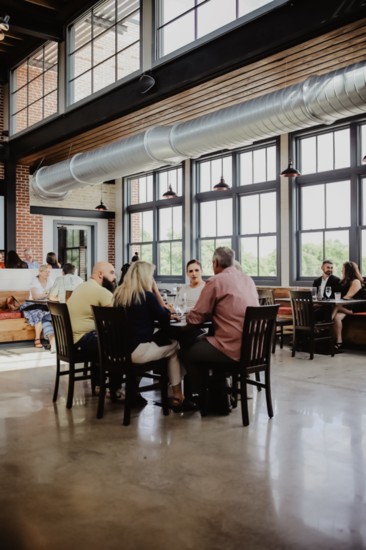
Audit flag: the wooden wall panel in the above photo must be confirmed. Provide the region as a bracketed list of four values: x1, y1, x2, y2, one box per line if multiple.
[21, 19, 366, 167]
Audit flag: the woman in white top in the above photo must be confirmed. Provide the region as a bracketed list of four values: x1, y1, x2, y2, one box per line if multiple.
[176, 259, 205, 313]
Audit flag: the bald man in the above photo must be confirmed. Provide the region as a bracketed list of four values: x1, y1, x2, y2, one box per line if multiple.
[67, 261, 116, 358]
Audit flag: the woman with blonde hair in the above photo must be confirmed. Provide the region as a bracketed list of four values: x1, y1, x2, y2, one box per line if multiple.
[332, 261, 364, 352]
[113, 261, 195, 411]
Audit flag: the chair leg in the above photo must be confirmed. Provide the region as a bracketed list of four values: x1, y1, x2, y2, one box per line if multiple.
[279, 325, 284, 349]
[292, 330, 296, 357]
[309, 334, 314, 360]
[231, 374, 239, 408]
[255, 372, 262, 391]
[240, 377, 250, 426]
[265, 370, 273, 419]
[123, 373, 134, 426]
[271, 330, 276, 354]
[160, 369, 170, 417]
[199, 369, 210, 417]
[52, 359, 61, 402]
[66, 365, 75, 409]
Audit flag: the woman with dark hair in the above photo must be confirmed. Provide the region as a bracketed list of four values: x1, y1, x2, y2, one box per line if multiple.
[117, 252, 140, 286]
[46, 252, 61, 269]
[5, 250, 28, 269]
[175, 259, 205, 313]
[332, 261, 364, 351]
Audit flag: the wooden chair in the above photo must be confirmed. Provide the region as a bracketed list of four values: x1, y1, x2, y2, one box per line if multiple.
[199, 305, 279, 426]
[48, 301, 93, 409]
[289, 290, 334, 360]
[92, 306, 170, 426]
[257, 288, 292, 352]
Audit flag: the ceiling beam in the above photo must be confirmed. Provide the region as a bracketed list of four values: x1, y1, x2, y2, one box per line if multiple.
[0, 0, 63, 41]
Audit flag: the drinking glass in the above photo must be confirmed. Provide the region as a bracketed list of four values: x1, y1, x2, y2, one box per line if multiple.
[311, 287, 318, 300]
[325, 286, 332, 299]
[334, 292, 341, 301]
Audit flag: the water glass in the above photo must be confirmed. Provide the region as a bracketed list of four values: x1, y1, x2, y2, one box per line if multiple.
[334, 292, 341, 301]
[311, 287, 318, 300]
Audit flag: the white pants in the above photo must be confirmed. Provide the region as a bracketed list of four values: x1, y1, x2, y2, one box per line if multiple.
[131, 340, 183, 387]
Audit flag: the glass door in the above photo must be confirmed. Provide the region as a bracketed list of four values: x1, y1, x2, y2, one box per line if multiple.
[57, 224, 93, 280]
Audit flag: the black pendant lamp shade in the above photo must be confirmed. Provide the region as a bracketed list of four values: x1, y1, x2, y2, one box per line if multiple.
[162, 184, 177, 199]
[281, 160, 301, 177]
[213, 176, 230, 191]
[95, 185, 108, 211]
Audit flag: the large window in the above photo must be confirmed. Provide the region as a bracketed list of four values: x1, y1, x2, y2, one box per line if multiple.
[196, 142, 279, 280]
[126, 167, 183, 277]
[68, 0, 140, 105]
[11, 42, 58, 134]
[156, 0, 285, 58]
[294, 120, 366, 279]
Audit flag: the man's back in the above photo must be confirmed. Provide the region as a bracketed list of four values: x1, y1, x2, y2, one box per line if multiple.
[187, 266, 259, 361]
[67, 279, 113, 343]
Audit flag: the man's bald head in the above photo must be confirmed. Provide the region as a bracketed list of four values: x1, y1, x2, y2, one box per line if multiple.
[91, 262, 116, 292]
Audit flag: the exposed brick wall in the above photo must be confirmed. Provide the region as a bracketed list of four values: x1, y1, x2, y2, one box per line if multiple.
[108, 218, 115, 267]
[16, 165, 43, 263]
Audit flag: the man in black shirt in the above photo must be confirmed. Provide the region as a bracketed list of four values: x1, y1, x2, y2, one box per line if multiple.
[313, 260, 340, 299]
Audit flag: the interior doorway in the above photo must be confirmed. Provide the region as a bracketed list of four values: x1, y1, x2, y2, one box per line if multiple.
[56, 223, 95, 281]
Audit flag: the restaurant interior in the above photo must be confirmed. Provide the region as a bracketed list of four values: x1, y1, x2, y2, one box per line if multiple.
[1, 1, 366, 548]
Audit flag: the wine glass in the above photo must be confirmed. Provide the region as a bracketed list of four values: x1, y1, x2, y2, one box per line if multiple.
[325, 286, 332, 300]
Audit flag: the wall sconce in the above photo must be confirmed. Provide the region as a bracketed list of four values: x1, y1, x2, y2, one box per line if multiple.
[280, 160, 301, 177]
[0, 15, 10, 41]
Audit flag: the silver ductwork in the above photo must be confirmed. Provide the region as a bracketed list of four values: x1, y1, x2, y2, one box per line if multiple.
[32, 61, 366, 199]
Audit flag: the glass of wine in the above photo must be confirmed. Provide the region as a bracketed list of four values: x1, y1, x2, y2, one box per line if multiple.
[325, 286, 332, 300]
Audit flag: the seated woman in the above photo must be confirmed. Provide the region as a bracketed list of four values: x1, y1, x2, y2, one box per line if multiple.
[332, 261, 364, 351]
[113, 260, 196, 411]
[175, 259, 205, 313]
[20, 264, 56, 351]
[5, 250, 28, 269]
[46, 251, 61, 269]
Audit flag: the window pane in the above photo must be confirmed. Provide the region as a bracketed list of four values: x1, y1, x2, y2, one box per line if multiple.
[200, 240, 216, 276]
[240, 236, 258, 276]
[361, 125, 366, 165]
[300, 232, 324, 276]
[240, 151, 253, 185]
[301, 186, 325, 230]
[117, 11, 140, 51]
[362, 230, 366, 274]
[266, 146, 276, 180]
[172, 206, 182, 239]
[159, 208, 172, 240]
[160, 0, 194, 24]
[44, 90, 57, 118]
[238, 0, 274, 17]
[199, 161, 211, 192]
[324, 230, 349, 275]
[28, 99, 43, 126]
[72, 44, 92, 78]
[117, 42, 140, 80]
[217, 199, 233, 235]
[44, 67, 58, 95]
[300, 136, 316, 175]
[259, 236, 276, 276]
[334, 129, 350, 169]
[93, 29, 116, 65]
[200, 202, 216, 237]
[130, 210, 153, 242]
[362, 178, 366, 224]
[197, 0, 236, 38]
[94, 57, 116, 92]
[260, 192, 276, 233]
[129, 175, 153, 205]
[71, 19, 92, 52]
[253, 148, 266, 183]
[158, 167, 182, 197]
[241, 195, 259, 233]
[160, 12, 194, 56]
[72, 72, 92, 103]
[159, 242, 182, 276]
[325, 181, 350, 228]
[317, 133, 333, 172]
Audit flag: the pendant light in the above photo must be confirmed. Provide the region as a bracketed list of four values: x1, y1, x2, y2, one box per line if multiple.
[213, 158, 230, 190]
[281, 160, 301, 177]
[162, 184, 177, 199]
[95, 185, 108, 211]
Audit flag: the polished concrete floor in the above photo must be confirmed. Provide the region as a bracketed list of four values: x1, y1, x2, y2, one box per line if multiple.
[0, 343, 365, 550]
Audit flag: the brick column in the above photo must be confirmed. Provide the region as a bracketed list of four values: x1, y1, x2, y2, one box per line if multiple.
[16, 165, 43, 263]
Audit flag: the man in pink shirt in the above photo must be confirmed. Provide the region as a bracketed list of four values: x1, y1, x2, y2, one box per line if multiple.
[183, 247, 259, 410]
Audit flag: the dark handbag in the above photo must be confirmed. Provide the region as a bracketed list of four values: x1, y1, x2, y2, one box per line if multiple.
[6, 296, 21, 311]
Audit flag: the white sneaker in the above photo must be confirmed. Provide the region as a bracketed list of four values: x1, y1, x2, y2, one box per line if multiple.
[50, 342, 56, 353]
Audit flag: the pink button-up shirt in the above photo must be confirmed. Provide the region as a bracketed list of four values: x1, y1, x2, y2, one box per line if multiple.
[186, 266, 259, 361]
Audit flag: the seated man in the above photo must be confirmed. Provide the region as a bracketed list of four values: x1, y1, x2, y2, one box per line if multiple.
[182, 247, 259, 414]
[313, 260, 340, 299]
[49, 262, 83, 303]
[67, 261, 116, 360]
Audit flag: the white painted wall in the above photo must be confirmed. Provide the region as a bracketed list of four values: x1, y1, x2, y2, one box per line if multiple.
[0, 268, 62, 291]
[114, 178, 124, 273]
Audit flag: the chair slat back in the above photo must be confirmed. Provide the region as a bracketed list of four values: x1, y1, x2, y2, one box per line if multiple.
[48, 301, 75, 359]
[257, 289, 274, 306]
[290, 290, 313, 328]
[92, 306, 130, 367]
[240, 305, 279, 367]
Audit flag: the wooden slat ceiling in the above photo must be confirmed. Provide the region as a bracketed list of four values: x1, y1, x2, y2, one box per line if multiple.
[20, 18, 366, 169]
